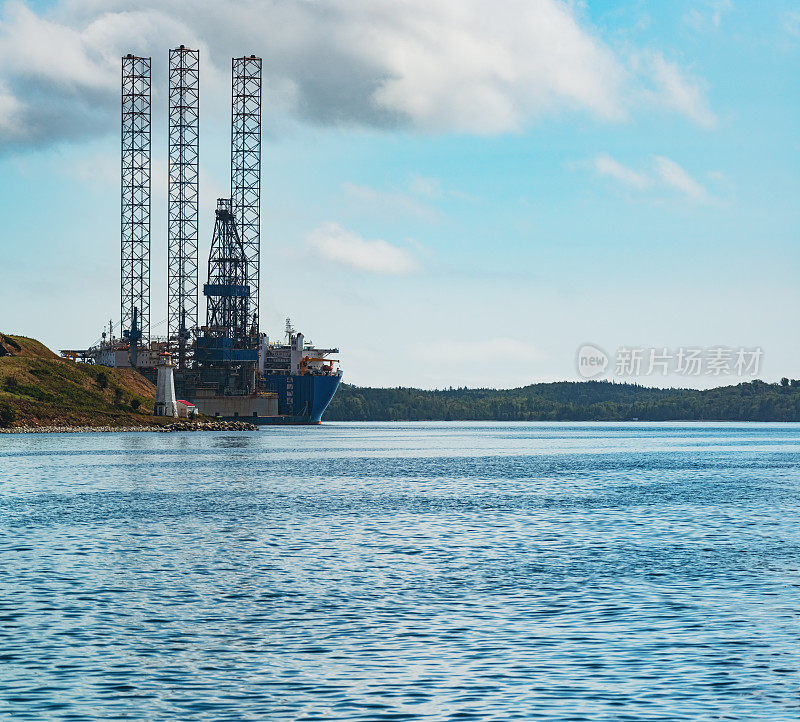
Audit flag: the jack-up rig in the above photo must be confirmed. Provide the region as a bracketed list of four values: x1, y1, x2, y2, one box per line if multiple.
[62, 47, 341, 424]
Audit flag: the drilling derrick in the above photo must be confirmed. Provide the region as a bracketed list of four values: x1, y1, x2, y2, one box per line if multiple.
[198, 199, 255, 366]
[167, 46, 200, 370]
[231, 56, 262, 335]
[121, 54, 151, 352]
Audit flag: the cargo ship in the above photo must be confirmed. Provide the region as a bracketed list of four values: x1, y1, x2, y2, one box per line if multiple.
[257, 324, 342, 424]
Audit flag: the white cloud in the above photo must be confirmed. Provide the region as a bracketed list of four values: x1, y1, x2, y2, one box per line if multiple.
[593, 153, 651, 190]
[636, 50, 716, 129]
[307, 222, 419, 275]
[0, 0, 716, 151]
[591, 152, 714, 203]
[366, 0, 627, 133]
[652, 155, 712, 203]
[0, 1, 193, 149]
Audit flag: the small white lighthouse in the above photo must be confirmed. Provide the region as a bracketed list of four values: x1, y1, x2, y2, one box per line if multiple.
[154, 352, 178, 417]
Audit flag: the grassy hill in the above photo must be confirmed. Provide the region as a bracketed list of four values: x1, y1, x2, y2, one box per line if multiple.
[325, 379, 800, 422]
[0, 333, 59, 360]
[0, 332, 163, 428]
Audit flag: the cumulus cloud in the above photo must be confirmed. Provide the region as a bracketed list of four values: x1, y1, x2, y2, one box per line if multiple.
[0, 1, 193, 148]
[365, 0, 626, 132]
[592, 153, 714, 203]
[0, 0, 716, 151]
[307, 222, 419, 275]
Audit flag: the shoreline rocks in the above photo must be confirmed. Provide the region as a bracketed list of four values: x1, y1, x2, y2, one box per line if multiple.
[0, 421, 259, 434]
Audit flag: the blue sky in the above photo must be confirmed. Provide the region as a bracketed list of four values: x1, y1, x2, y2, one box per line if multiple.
[0, 0, 798, 388]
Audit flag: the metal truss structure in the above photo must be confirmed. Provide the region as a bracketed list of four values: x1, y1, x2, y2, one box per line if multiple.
[121, 54, 151, 343]
[204, 199, 251, 346]
[168, 46, 200, 369]
[231, 56, 262, 334]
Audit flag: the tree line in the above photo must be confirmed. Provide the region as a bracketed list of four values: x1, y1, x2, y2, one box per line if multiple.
[324, 379, 800, 422]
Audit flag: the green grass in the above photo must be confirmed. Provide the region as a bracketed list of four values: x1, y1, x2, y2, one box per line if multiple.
[0, 332, 164, 428]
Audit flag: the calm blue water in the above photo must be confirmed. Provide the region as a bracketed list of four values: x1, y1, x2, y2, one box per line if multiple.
[2, 422, 800, 721]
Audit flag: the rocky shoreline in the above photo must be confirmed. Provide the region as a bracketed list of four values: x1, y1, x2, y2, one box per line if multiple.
[0, 421, 259, 434]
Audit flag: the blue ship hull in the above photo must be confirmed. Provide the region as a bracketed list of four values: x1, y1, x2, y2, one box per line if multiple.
[260, 373, 342, 424]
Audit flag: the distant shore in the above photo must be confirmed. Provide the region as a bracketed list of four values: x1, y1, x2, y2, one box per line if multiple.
[325, 380, 800, 422]
[0, 421, 258, 434]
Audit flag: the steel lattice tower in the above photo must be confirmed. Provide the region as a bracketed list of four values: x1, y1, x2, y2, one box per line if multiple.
[168, 46, 200, 369]
[205, 199, 251, 346]
[121, 54, 151, 343]
[231, 56, 262, 335]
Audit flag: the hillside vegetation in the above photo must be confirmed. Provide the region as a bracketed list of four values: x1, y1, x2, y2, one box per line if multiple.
[326, 380, 800, 422]
[0, 332, 162, 428]
[0, 333, 59, 360]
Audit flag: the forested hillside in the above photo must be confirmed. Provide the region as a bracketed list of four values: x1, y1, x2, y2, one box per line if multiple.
[325, 380, 800, 422]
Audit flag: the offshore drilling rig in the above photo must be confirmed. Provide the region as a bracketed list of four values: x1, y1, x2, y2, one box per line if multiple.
[63, 47, 341, 424]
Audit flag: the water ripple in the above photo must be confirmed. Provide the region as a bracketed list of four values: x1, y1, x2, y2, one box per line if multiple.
[1, 422, 800, 720]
